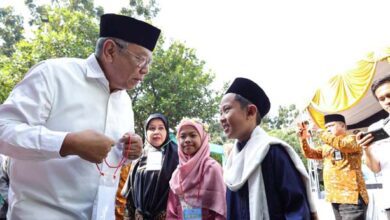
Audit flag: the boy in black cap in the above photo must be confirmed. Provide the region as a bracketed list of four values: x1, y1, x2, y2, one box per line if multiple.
[221, 77, 317, 220]
[298, 114, 368, 220]
[0, 14, 160, 219]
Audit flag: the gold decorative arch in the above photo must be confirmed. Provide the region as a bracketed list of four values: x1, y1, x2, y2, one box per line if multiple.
[306, 48, 390, 128]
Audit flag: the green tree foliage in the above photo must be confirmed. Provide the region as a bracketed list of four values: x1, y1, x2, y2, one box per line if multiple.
[25, 0, 100, 25]
[0, 0, 159, 102]
[260, 104, 310, 167]
[120, 0, 159, 20]
[0, 6, 24, 56]
[0, 7, 98, 102]
[0, 1, 223, 144]
[207, 116, 225, 145]
[129, 38, 222, 137]
[0, 41, 34, 102]
[262, 104, 300, 130]
[268, 129, 307, 166]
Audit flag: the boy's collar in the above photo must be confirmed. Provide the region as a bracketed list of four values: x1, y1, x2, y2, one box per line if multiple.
[237, 140, 248, 152]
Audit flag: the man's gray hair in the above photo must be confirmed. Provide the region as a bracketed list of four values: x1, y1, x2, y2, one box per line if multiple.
[94, 37, 129, 57]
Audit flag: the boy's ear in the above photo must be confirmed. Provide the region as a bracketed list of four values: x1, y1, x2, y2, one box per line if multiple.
[247, 104, 258, 118]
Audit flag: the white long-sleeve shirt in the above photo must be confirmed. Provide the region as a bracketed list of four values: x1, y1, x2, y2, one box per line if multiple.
[0, 54, 134, 219]
[368, 118, 390, 209]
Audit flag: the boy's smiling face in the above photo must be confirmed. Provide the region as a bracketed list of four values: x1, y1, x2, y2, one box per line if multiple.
[219, 93, 257, 142]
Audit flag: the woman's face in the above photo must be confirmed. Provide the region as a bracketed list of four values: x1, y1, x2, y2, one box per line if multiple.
[146, 118, 167, 148]
[178, 125, 201, 156]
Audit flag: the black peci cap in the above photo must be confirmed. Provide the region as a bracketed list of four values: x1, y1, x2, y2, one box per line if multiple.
[324, 114, 345, 124]
[225, 77, 271, 118]
[99, 14, 161, 51]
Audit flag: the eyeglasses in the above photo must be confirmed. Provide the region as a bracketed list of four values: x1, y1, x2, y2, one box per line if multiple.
[112, 40, 152, 69]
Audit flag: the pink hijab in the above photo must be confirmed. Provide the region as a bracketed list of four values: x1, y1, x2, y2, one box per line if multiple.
[169, 119, 226, 217]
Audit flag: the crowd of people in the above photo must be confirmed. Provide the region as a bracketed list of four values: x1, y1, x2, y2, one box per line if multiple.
[0, 13, 389, 220]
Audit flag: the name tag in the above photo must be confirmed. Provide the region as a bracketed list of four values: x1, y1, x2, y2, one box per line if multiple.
[146, 151, 163, 171]
[333, 150, 343, 161]
[181, 200, 202, 220]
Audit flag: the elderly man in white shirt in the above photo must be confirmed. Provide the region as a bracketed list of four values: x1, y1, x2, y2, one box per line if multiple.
[357, 75, 390, 220]
[0, 14, 161, 220]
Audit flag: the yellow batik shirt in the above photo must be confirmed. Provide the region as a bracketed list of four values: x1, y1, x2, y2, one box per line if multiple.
[299, 132, 368, 205]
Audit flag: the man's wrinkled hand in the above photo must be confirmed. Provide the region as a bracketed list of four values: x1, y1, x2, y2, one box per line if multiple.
[120, 132, 143, 160]
[60, 130, 115, 163]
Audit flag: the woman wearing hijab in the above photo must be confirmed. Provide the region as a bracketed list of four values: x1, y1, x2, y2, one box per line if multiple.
[167, 118, 227, 220]
[126, 113, 179, 219]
